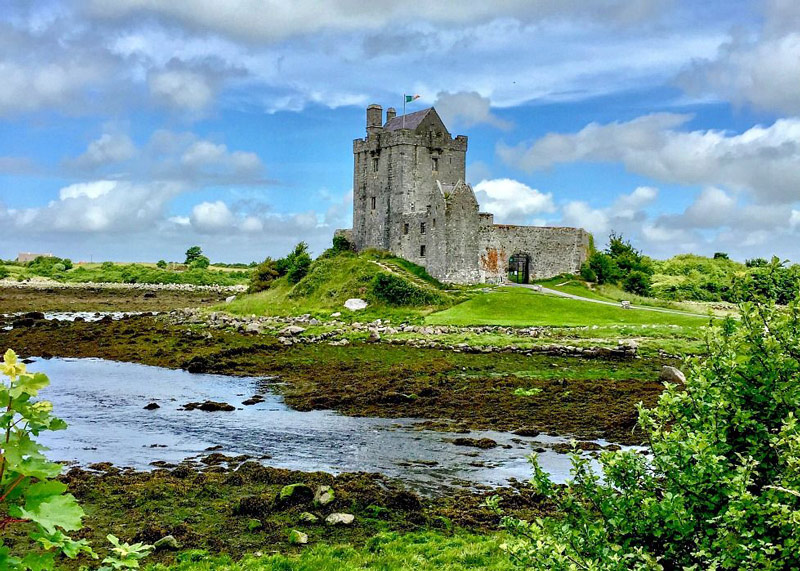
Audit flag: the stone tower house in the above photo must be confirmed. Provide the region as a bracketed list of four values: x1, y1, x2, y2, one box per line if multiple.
[340, 104, 589, 284]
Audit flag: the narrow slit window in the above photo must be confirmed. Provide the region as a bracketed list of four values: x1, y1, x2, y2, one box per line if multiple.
[403, 223, 409, 235]
[372, 157, 379, 172]
[432, 218, 436, 228]
[420, 245, 426, 257]
[432, 157, 439, 171]
[371, 197, 376, 210]
[420, 222, 426, 234]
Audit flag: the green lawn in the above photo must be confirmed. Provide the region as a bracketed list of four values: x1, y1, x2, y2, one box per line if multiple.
[149, 531, 514, 571]
[426, 287, 710, 328]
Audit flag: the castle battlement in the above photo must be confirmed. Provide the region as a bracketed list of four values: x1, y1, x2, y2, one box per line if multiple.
[344, 104, 589, 284]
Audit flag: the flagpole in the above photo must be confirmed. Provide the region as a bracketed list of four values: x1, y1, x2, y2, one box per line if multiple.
[402, 94, 406, 129]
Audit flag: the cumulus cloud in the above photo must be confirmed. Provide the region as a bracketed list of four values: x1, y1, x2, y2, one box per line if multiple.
[473, 178, 555, 224]
[560, 186, 659, 237]
[498, 114, 800, 204]
[435, 91, 511, 130]
[148, 69, 215, 111]
[68, 133, 137, 170]
[678, 0, 800, 114]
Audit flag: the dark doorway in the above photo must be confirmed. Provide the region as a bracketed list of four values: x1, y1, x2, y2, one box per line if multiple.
[508, 253, 530, 284]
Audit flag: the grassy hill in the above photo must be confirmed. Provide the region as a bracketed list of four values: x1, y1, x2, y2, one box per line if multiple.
[224, 251, 458, 318]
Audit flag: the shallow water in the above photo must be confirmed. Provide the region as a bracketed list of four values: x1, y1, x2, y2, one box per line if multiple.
[34, 357, 615, 493]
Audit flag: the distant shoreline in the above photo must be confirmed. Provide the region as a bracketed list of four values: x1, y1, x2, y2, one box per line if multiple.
[0, 279, 246, 293]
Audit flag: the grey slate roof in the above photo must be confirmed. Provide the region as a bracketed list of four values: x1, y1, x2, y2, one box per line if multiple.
[383, 107, 432, 131]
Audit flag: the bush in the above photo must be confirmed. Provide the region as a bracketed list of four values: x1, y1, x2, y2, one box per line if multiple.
[156, 260, 167, 269]
[185, 246, 204, 265]
[494, 297, 800, 569]
[285, 242, 312, 284]
[332, 234, 353, 253]
[249, 257, 279, 293]
[579, 262, 597, 282]
[370, 273, 442, 306]
[622, 270, 651, 296]
[189, 255, 210, 270]
[53, 262, 66, 272]
[0, 265, 9, 280]
[587, 252, 619, 285]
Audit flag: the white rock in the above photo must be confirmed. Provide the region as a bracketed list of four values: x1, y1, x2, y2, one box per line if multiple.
[331, 312, 342, 317]
[281, 325, 306, 336]
[344, 298, 368, 311]
[325, 513, 354, 525]
[225, 295, 237, 304]
[659, 366, 686, 384]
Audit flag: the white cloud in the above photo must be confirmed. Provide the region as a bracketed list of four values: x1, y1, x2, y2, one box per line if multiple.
[560, 186, 658, 236]
[473, 178, 555, 224]
[69, 133, 137, 169]
[435, 91, 511, 130]
[148, 69, 215, 111]
[190, 200, 236, 233]
[499, 114, 800, 204]
[59, 180, 118, 200]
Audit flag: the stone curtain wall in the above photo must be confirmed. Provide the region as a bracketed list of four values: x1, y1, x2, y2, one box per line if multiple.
[478, 224, 590, 283]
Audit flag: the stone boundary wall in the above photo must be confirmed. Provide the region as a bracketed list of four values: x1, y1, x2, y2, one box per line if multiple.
[478, 225, 590, 283]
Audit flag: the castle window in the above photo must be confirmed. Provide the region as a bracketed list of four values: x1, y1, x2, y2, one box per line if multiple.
[371, 197, 376, 210]
[420, 222, 426, 234]
[403, 223, 409, 235]
[432, 157, 439, 171]
[420, 245, 426, 257]
[432, 218, 436, 228]
[372, 157, 379, 172]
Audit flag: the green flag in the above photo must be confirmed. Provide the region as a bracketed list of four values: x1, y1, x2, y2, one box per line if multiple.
[405, 94, 420, 103]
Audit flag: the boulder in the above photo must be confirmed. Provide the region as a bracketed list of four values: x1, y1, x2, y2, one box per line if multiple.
[299, 512, 319, 523]
[225, 295, 237, 304]
[279, 483, 314, 505]
[344, 298, 368, 311]
[281, 325, 306, 336]
[143, 402, 160, 410]
[331, 312, 342, 317]
[314, 485, 335, 507]
[452, 437, 498, 449]
[659, 365, 686, 385]
[182, 401, 235, 412]
[367, 329, 381, 343]
[325, 513, 354, 526]
[244, 322, 262, 334]
[153, 535, 179, 550]
[288, 530, 308, 545]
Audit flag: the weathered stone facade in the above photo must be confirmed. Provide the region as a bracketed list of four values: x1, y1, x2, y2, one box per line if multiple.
[342, 105, 589, 284]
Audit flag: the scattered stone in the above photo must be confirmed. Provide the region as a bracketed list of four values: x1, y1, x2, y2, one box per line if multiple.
[244, 322, 262, 334]
[182, 401, 235, 412]
[235, 495, 273, 517]
[299, 512, 319, 523]
[225, 295, 237, 303]
[153, 535, 179, 550]
[331, 312, 342, 317]
[512, 427, 540, 437]
[281, 325, 306, 336]
[242, 395, 265, 406]
[659, 365, 686, 385]
[204, 445, 224, 451]
[288, 530, 308, 545]
[325, 513, 354, 526]
[367, 329, 381, 343]
[143, 291, 157, 299]
[314, 485, 335, 507]
[604, 444, 622, 452]
[452, 437, 498, 449]
[576, 441, 603, 451]
[344, 298, 368, 311]
[279, 483, 314, 505]
[143, 402, 160, 410]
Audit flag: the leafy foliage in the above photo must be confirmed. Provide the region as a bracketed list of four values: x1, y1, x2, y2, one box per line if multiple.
[156, 260, 167, 269]
[0, 265, 9, 280]
[184, 246, 204, 265]
[189, 255, 210, 270]
[0, 349, 95, 569]
[285, 242, 312, 284]
[248, 257, 280, 293]
[98, 534, 153, 570]
[494, 297, 800, 569]
[370, 272, 445, 306]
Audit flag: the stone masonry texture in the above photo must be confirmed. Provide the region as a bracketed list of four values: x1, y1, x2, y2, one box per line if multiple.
[338, 105, 589, 284]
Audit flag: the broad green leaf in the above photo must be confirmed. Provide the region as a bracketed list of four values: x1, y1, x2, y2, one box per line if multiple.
[20, 551, 55, 571]
[10, 373, 50, 399]
[15, 493, 85, 534]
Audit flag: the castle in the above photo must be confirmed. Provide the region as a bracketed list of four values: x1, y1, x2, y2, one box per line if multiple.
[337, 104, 590, 284]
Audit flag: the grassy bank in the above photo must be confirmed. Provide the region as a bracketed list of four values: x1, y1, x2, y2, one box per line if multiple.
[425, 287, 709, 328]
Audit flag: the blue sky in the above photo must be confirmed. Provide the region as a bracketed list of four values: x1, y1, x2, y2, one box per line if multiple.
[1, 0, 798, 263]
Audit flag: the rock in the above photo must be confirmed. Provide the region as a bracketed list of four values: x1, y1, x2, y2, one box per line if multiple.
[309, 318, 321, 325]
[576, 441, 603, 451]
[331, 312, 342, 317]
[279, 483, 314, 505]
[281, 325, 306, 336]
[288, 530, 308, 545]
[225, 295, 237, 303]
[153, 535, 179, 550]
[143, 402, 160, 410]
[659, 365, 686, 385]
[452, 437, 498, 449]
[242, 395, 265, 406]
[367, 329, 381, 343]
[325, 513, 354, 526]
[234, 495, 273, 517]
[299, 512, 319, 523]
[182, 401, 235, 412]
[344, 298, 368, 311]
[244, 322, 262, 334]
[143, 291, 157, 299]
[512, 427, 540, 437]
[314, 485, 335, 507]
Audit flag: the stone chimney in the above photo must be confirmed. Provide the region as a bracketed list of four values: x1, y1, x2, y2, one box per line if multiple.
[386, 107, 396, 122]
[366, 104, 383, 134]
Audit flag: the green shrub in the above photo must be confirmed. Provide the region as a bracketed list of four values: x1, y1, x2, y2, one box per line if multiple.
[587, 252, 619, 285]
[579, 262, 597, 282]
[494, 297, 800, 569]
[0, 265, 9, 280]
[622, 270, 651, 296]
[156, 260, 167, 269]
[285, 242, 312, 284]
[370, 272, 442, 306]
[249, 257, 279, 293]
[184, 246, 203, 265]
[189, 255, 210, 270]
